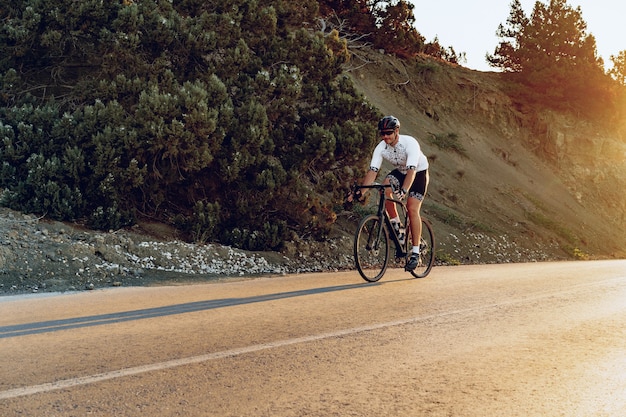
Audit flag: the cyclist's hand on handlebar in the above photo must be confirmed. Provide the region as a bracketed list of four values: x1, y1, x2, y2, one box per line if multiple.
[344, 187, 365, 210]
[344, 188, 357, 210]
[395, 187, 407, 200]
[354, 188, 364, 201]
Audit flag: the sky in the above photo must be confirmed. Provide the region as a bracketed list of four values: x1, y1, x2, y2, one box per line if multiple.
[409, 0, 626, 72]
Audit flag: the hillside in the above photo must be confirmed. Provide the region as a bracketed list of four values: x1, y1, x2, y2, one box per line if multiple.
[346, 49, 626, 263]
[1, 50, 625, 295]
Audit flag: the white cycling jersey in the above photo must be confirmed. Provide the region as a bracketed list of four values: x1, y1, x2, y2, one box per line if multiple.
[369, 134, 429, 174]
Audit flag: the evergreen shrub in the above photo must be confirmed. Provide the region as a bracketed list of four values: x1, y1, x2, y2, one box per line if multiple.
[0, 0, 380, 250]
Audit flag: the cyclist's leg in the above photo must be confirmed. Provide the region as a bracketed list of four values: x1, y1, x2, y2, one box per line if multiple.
[407, 170, 429, 253]
[407, 197, 423, 251]
[385, 170, 405, 219]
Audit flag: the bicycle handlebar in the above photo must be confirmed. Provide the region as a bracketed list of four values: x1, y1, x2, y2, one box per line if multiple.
[353, 183, 405, 206]
[354, 183, 391, 190]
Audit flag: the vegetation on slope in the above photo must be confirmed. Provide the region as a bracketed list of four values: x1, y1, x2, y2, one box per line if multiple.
[487, 0, 624, 120]
[1, 0, 384, 250]
[1, 0, 624, 254]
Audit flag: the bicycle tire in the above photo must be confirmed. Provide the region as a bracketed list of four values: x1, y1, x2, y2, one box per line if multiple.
[354, 214, 390, 282]
[409, 219, 435, 278]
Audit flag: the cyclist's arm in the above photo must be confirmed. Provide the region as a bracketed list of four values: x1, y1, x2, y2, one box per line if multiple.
[402, 168, 417, 193]
[402, 136, 424, 192]
[347, 168, 378, 203]
[360, 142, 384, 187]
[348, 142, 384, 202]
[361, 169, 378, 186]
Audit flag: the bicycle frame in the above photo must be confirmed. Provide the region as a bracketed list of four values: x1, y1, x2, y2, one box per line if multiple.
[356, 184, 410, 258]
[353, 182, 435, 282]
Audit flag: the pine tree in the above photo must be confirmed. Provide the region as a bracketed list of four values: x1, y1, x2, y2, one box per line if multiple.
[487, 0, 612, 118]
[609, 51, 626, 86]
[488, 0, 601, 73]
[486, 0, 528, 72]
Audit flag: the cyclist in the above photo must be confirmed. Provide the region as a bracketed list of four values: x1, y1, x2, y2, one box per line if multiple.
[348, 115, 429, 271]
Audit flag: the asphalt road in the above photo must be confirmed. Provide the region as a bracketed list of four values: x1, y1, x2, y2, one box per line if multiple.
[1, 260, 625, 416]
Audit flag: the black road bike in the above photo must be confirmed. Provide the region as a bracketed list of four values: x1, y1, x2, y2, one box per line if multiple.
[352, 184, 435, 282]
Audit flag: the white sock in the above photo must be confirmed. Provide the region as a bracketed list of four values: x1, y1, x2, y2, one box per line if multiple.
[390, 217, 400, 224]
[412, 246, 420, 254]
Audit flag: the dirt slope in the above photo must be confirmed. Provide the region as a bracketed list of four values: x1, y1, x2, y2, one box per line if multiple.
[2, 51, 625, 295]
[347, 49, 626, 263]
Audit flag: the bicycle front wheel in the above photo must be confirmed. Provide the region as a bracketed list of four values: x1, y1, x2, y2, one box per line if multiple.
[354, 214, 390, 282]
[409, 219, 435, 278]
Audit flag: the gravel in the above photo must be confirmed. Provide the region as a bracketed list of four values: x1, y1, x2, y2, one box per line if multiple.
[0, 206, 568, 296]
[0, 208, 355, 295]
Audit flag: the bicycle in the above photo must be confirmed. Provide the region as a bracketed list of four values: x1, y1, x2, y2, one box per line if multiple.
[352, 183, 435, 282]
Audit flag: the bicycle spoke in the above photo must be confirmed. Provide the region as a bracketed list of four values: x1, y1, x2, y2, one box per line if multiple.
[409, 219, 435, 278]
[354, 215, 389, 282]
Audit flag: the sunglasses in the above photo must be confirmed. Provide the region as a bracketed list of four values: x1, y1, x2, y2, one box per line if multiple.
[379, 130, 395, 137]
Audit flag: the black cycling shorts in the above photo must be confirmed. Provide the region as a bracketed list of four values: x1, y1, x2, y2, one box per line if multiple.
[386, 169, 429, 201]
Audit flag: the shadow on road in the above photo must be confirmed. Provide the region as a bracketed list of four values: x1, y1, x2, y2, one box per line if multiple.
[0, 282, 381, 338]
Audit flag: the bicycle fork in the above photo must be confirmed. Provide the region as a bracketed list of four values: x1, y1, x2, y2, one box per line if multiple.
[365, 217, 384, 252]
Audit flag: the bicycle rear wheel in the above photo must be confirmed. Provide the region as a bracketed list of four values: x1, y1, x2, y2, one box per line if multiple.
[354, 214, 390, 282]
[409, 219, 435, 278]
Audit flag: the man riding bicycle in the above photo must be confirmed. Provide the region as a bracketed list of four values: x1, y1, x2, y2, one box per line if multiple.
[348, 116, 429, 271]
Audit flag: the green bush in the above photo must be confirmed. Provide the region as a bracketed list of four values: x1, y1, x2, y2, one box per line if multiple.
[0, 0, 379, 250]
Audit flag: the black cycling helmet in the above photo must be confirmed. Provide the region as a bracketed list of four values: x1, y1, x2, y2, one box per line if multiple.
[378, 115, 400, 131]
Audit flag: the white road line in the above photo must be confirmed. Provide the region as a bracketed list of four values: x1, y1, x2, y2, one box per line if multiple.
[2, 276, 623, 400]
[0, 317, 420, 400]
